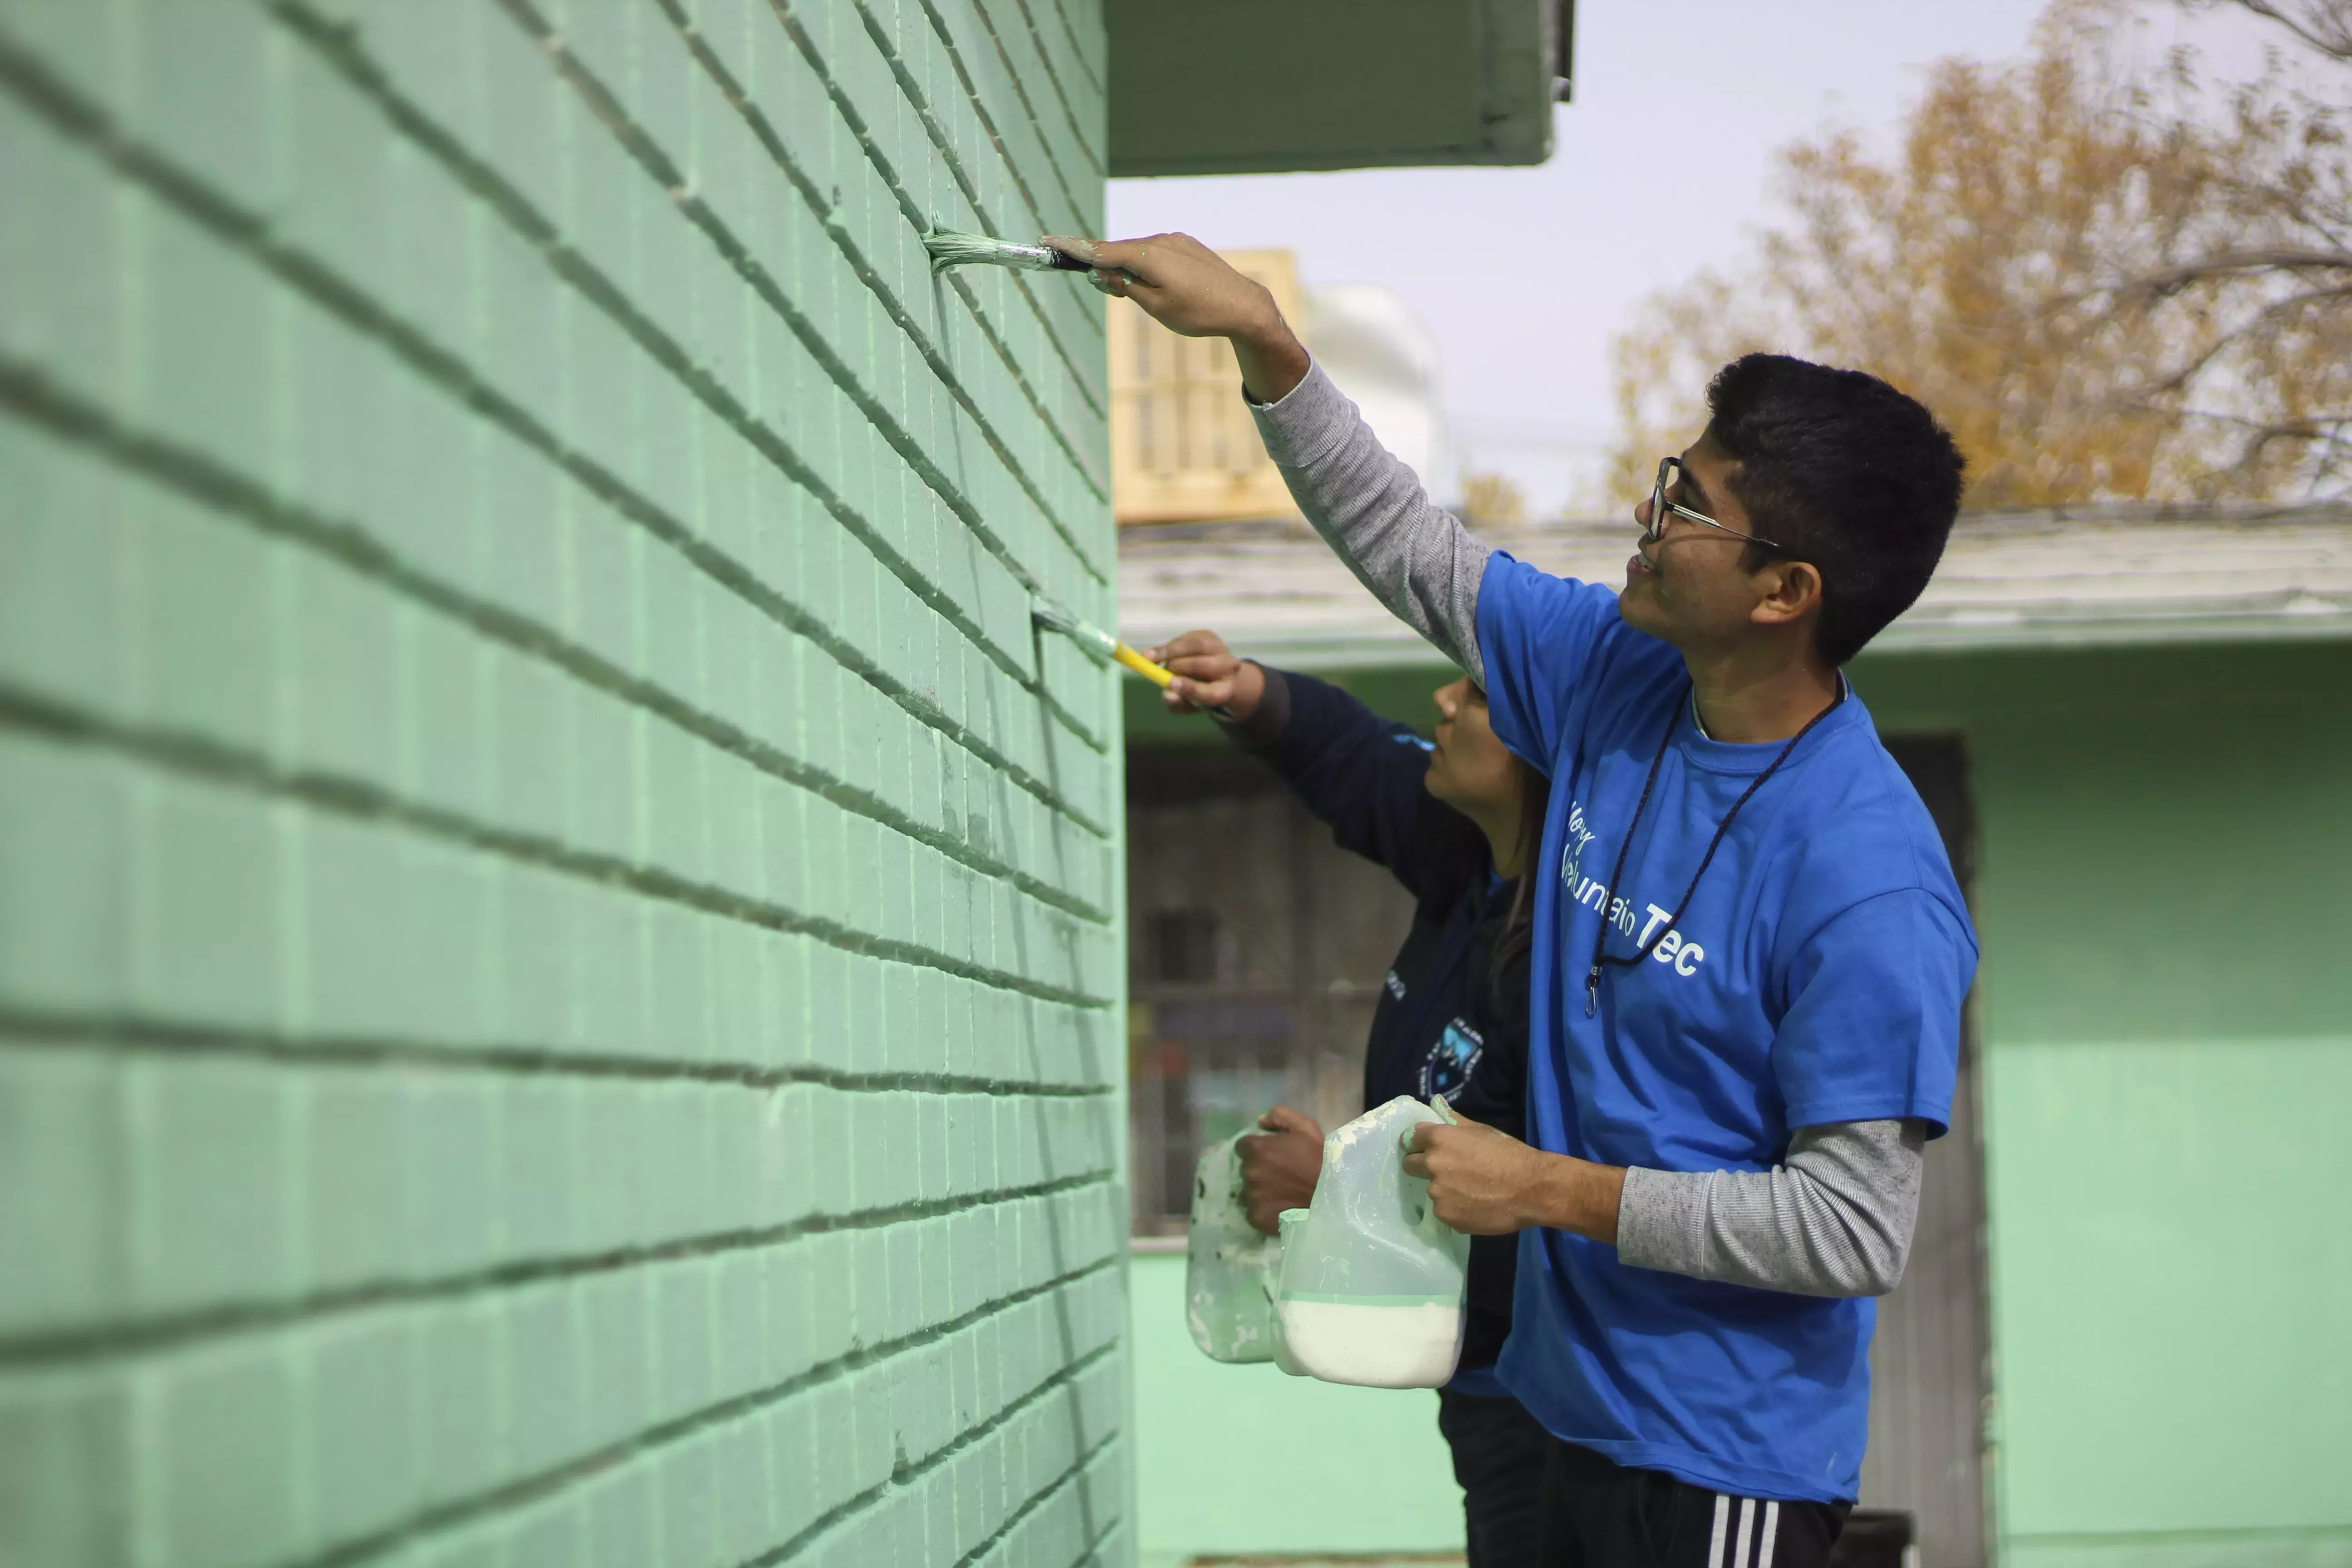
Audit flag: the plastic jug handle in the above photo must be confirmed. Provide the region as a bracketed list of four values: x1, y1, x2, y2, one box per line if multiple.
[1398, 1098, 1460, 1153]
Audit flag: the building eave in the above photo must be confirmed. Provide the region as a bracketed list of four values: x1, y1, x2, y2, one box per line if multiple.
[1119, 505, 2352, 672]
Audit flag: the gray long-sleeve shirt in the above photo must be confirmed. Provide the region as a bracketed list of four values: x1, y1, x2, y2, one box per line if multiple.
[1248, 361, 1926, 1298]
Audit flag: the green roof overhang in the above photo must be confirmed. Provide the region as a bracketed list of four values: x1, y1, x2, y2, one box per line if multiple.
[1106, 0, 1573, 176]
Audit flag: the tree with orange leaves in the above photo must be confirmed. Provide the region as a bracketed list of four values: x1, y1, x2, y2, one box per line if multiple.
[1605, 0, 2351, 508]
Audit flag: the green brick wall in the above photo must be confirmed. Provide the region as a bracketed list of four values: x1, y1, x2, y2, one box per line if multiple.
[0, 2, 1125, 1565]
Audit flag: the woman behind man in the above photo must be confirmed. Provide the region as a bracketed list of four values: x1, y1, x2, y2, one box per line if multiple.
[1151, 628, 1550, 1568]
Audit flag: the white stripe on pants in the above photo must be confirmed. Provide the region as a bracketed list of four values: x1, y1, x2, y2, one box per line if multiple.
[1707, 1491, 1784, 1568]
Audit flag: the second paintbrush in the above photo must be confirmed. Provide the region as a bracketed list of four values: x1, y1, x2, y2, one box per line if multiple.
[1030, 595, 1232, 716]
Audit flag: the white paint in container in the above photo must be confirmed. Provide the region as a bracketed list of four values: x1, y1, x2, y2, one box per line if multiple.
[1275, 1300, 1466, 1390]
[1270, 1096, 1470, 1390]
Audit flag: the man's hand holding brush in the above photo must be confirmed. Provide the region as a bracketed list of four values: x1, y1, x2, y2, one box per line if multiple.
[1043, 233, 1314, 404]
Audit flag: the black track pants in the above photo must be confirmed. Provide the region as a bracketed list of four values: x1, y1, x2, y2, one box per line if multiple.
[1436, 1387, 1552, 1568]
[1536, 1437, 1852, 1568]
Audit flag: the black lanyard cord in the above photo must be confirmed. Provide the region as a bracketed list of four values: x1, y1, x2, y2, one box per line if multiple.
[1582, 683, 1847, 1017]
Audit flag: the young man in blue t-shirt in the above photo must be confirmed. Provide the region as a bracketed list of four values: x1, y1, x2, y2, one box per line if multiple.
[1063, 231, 1979, 1568]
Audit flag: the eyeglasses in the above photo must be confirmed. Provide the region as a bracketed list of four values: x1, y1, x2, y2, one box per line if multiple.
[1646, 457, 1780, 550]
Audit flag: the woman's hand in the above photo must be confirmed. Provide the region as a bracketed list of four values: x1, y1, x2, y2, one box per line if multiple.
[1236, 1105, 1324, 1236]
[1041, 232, 1312, 402]
[1146, 630, 1267, 718]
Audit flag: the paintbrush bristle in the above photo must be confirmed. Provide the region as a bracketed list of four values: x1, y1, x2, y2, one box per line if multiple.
[1030, 595, 1119, 658]
[1028, 596, 1081, 634]
[923, 227, 1063, 274]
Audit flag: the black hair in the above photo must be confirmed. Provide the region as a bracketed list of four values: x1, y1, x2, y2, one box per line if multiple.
[1704, 353, 1966, 666]
[1416, 749, 1550, 988]
[1489, 759, 1550, 983]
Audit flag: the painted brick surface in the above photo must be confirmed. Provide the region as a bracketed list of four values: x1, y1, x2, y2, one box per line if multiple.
[0, 0, 1123, 1563]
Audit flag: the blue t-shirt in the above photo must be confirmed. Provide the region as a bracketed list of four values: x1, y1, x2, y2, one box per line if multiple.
[1476, 555, 1978, 1504]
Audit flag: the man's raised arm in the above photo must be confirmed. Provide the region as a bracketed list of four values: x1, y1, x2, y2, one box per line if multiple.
[1051, 232, 1493, 685]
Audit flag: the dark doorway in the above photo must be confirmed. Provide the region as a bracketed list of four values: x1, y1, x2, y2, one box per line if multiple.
[1872, 735, 1993, 1568]
[1124, 744, 1418, 1235]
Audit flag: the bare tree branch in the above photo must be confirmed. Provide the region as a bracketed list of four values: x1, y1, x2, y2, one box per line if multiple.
[1609, 2, 2352, 506]
[2113, 248, 2352, 300]
[2199, 0, 2352, 63]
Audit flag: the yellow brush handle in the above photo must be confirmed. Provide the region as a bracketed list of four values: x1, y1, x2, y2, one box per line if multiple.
[1112, 642, 1176, 688]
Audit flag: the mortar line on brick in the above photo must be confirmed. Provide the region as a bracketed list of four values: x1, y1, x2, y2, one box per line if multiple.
[822, 0, 1107, 380]
[506, 0, 1117, 537]
[0, 676, 1112, 1009]
[525, 242, 1112, 750]
[0, 31, 1117, 786]
[850, 0, 1095, 245]
[1042, 0, 1107, 102]
[745, 1366, 1122, 1568]
[664, 0, 1109, 455]
[0, 353, 1117, 865]
[758, 0, 1088, 327]
[984, 0, 1105, 183]
[642, 19, 1113, 590]
[755, 1419, 1122, 1568]
[828, 0, 1107, 398]
[945, 0, 1110, 385]
[609, 0, 1115, 543]
[900, 0, 1083, 255]
[941, 1440, 1125, 1568]
[681, 0, 1110, 402]
[0, 1014, 1118, 1095]
[470, 0, 1113, 582]
[287, 1272, 1123, 1568]
[260, 5, 1115, 728]
[0, 393, 1115, 908]
[901, 0, 1096, 230]
[897, 5, 1116, 414]
[0, 1170, 1120, 1365]
[810, 0, 1064, 234]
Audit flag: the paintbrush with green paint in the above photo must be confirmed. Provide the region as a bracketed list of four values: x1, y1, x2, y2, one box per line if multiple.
[923, 226, 1091, 274]
[1031, 594, 1231, 716]
[922, 224, 1133, 281]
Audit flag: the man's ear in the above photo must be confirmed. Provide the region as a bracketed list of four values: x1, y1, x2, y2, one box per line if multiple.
[1749, 558, 1822, 630]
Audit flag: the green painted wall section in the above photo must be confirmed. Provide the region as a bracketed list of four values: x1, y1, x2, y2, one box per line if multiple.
[1128, 1254, 1464, 1563]
[1981, 1038, 2352, 1568]
[1124, 637, 2352, 1564]
[1851, 643, 2352, 1044]
[1859, 642, 2352, 1568]
[1104, 0, 1559, 176]
[0, 1, 1125, 1565]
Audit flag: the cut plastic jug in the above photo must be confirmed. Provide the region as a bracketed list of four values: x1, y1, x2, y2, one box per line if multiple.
[1271, 1209, 1309, 1377]
[1271, 1096, 1470, 1389]
[1183, 1132, 1283, 1362]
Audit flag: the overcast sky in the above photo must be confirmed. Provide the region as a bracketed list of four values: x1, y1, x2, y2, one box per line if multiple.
[1105, 0, 2277, 513]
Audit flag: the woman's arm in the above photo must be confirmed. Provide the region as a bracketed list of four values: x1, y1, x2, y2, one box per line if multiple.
[1153, 631, 1453, 896]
